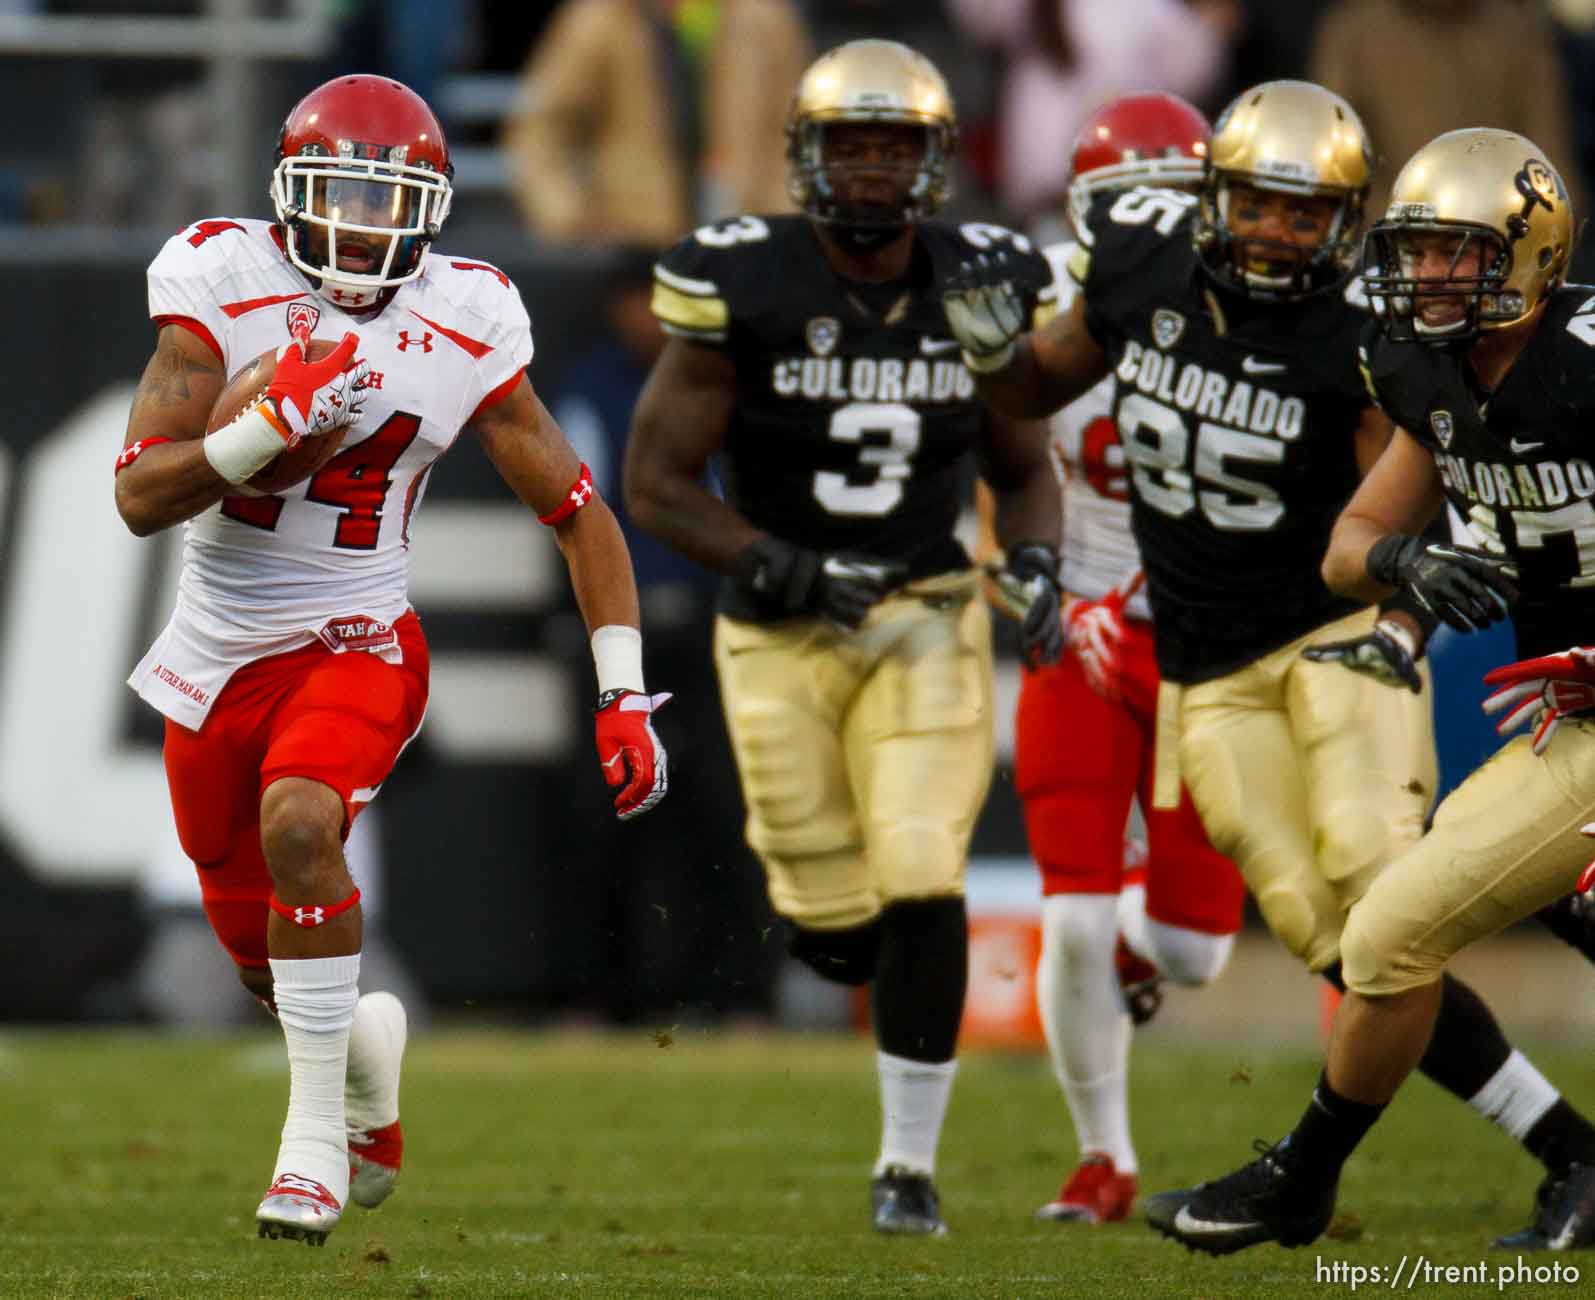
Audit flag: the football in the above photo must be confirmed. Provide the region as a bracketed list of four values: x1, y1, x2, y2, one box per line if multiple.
[206, 339, 351, 495]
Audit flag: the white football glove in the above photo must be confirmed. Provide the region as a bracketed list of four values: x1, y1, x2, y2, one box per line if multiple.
[943, 252, 1027, 373]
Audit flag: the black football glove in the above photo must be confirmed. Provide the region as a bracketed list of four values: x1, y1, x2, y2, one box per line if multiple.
[1365, 535, 1519, 634]
[997, 541, 1064, 667]
[1302, 617, 1423, 693]
[942, 251, 1026, 373]
[738, 536, 907, 631]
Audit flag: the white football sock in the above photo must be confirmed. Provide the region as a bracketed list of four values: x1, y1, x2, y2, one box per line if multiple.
[1141, 919, 1234, 987]
[1115, 878, 1152, 963]
[345, 991, 407, 1133]
[1469, 1049, 1559, 1140]
[270, 953, 360, 1201]
[874, 1051, 957, 1177]
[1039, 893, 1136, 1171]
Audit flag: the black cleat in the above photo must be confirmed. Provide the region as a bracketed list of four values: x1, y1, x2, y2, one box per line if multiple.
[1144, 1137, 1336, 1256]
[871, 1164, 948, 1237]
[1493, 1164, 1595, 1251]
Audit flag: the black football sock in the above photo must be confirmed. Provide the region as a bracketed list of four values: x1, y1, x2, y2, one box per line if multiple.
[1287, 1070, 1386, 1178]
[872, 896, 967, 1063]
[1415, 973, 1511, 1099]
[1524, 1101, 1595, 1180]
[1327, 966, 1595, 1173]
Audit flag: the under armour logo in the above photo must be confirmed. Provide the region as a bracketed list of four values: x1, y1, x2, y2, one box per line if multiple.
[397, 330, 434, 352]
[570, 479, 593, 508]
[293, 906, 327, 926]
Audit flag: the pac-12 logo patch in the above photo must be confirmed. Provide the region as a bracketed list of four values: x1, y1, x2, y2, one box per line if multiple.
[1151, 308, 1186, 350]
[286, 301, 321, 339]
[806, 317, 841, 357]
[1430, 410, 1455, 448]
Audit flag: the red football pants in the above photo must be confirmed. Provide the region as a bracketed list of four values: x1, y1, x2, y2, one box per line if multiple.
[1013, 617, 1245, 935]
[162, 611, 429, 967]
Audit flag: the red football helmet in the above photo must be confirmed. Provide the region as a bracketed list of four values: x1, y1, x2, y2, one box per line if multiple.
[271, 75, 454, 309]
[1067, 92, 1210, 237]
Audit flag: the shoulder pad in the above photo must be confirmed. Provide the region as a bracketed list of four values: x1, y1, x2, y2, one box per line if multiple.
[649, 217, 777, 343]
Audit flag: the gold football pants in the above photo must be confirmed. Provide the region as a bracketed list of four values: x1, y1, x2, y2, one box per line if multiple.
[1343, 717, 1595, 994]
[713, 571, 993, 931]
[1174, 607, 1437, 972]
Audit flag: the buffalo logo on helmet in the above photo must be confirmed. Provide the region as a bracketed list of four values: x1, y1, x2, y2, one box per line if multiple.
[806, 317, 842, 357]
[1508, 158, 1561, 241]
[1151, 308, 1186, 350]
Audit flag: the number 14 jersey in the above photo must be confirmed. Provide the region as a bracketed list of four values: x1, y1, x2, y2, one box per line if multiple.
[652, 214, 1055, 623]
[1076, 188, 1370, 685]
[130, 216, 533, 729]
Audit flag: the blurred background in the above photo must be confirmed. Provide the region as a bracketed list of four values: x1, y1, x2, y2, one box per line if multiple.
[1, 0, 1591, 1039]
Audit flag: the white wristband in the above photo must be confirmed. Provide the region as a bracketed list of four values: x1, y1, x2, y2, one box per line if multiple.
[961, 341, 1016, 374]
[203, 403, 290, 485]
[592, 624, 645, 695]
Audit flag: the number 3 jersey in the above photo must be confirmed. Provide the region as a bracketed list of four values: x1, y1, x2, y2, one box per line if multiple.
[129, 216, 533, 729]
[651, 214, 1055, 622]
[1076, 189, 1371, 684]
[1361, 286, 1595, 659]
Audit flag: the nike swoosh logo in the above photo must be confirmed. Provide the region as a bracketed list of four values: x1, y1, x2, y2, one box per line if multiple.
[1510, 438, 1545, 454]
[1172, 1205, 1259, 1235]
[1241, 356, 1287, 375]
[920, 337, 963, 356]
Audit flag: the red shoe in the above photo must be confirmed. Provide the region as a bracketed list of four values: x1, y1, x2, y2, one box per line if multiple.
[1036, 1154, 1138, 1224]
[348, 1120, 403, 1209]
[1114, 935, 1163, 1026]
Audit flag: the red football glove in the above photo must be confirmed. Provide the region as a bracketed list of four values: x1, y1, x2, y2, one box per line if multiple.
[594, 689, 671, 820]
[1064, 570, 1144, 700]
[1481, 646, 1595, 756]
[264, 330, 368, 446]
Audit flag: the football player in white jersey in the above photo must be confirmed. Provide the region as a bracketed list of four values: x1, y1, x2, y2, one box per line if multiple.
[985, 92, 1248, 1226]
[113, 75, 670, 1246]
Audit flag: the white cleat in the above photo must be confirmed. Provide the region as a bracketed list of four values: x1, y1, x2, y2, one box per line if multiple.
[256, 1173, 342, 1246]
[346, 991, 408, 1209]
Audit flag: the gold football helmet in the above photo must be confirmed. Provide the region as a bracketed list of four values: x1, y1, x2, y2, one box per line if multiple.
[1196, 80, 1371, 299]
[786, 39, 956, 228]
[1364, 128, 1572, 342]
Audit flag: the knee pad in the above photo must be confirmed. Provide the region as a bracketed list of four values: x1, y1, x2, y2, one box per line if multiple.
[786, 917, 883, 987]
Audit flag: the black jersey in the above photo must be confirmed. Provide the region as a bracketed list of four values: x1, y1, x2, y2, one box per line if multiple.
[652, 213, 1055, 622]
[1076, 187, 1372, 684]
[1361, 286, 1595, 659]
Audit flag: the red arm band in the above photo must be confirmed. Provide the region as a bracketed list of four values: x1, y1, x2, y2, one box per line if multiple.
[538, 462, 595, 526]
[114, 436, 174, 474]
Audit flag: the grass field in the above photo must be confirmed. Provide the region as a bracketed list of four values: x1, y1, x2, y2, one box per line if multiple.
[0, 1028, 1590, 1299]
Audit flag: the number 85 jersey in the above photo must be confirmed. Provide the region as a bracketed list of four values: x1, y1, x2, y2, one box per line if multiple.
[130, 216, 532, 729]
[1075, 188, 1371, 685]
[652, 213, 1055, 623]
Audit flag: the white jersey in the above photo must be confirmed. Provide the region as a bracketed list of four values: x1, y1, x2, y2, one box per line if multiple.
[1044, 241, 1151, 621]
[129, 217, 534, 728]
